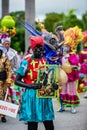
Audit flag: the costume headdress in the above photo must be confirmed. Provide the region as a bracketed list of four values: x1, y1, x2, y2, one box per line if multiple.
[30, 36, 44, 50]
[18, 20, 62, 51]
[64, 26, 84, 51]
[18, 20, 64, 53]
[1, 36, 11, 44]
[0, 15, 16, 41]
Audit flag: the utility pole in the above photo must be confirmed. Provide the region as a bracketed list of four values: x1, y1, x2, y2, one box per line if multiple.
[2, 0, 9, 18]
[25, 0, 35, 52]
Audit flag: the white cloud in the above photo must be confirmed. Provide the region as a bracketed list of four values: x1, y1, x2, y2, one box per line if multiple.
[36, 0, 87, 15]
[9, 0, 25, 11]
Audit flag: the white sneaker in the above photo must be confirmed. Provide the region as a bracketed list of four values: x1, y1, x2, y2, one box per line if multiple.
[84, 92, 87, 98]
[57, 106, 65, 112]
[71, 107, 76, 114]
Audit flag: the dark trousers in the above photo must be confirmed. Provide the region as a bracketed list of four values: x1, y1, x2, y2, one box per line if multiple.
[28, 120, 54, 130]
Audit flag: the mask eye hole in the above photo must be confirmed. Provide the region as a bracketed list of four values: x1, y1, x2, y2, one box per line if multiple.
[49, 38, 56, 45]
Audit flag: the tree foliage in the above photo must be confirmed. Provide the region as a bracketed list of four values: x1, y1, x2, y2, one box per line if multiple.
[44, 12, 65, 33]
[8, 11, 25, 52]
[44, 9, 85, 32]
[82, 11, 87, 30]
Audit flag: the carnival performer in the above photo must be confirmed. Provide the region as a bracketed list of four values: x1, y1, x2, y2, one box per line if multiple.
[0, 45, 12, 122]
[0, 15, 17, 72]
[79, 30, 87, 98]
[58, 26, 84, 113]
[1, 34, 20, 105]
[15, 36, 58, 130]
[38, 23, 68, 111]
[22, 20, 67, 111]
[1, 15, 23, 106]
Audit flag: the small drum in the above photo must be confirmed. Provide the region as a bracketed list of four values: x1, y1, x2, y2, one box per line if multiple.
[58, 67, 68, 84]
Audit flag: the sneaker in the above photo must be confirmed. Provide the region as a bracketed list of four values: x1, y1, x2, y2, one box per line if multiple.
[71, 107, 76, 114]
[57, 107, 65, 112]
[1, 117, 7, 122]
[84, 93, 87, 98]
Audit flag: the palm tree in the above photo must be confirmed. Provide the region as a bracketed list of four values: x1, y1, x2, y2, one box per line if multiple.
[25, 0, 35, 51]
[2, 0, 9, 18]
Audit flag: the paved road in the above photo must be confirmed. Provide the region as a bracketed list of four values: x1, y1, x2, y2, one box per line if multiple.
[0, 93, 87, 130]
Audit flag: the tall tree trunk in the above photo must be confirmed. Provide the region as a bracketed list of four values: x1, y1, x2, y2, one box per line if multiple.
[2, 0, 9, 18]
[25, 0, 35, 52]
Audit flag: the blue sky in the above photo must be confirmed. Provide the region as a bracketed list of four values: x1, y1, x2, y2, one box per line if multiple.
[0, 0, 87, 21]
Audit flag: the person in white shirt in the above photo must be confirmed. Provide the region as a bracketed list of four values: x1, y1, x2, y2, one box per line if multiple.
[1, 37, 19, 72]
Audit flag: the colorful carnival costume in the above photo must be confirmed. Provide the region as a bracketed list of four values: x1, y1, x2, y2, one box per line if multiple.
[15, 36, 55, 130]
[59, 26, 84, 113]
[79, 31, 87, 97]
[18, 20, 67, 113]
[61, 52, 80, 111]
[0, 15, 24, 106]
[0, 45, 12, 122]
[38, 24, 67, 112]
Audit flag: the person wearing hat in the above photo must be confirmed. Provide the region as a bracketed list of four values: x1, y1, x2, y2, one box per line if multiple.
[15, 36, 56, 130]
[0, 45, 12, 122]
[1, 37, 18, 72]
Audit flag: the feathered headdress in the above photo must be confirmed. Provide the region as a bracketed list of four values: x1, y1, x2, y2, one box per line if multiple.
[64, 26, 84, 51]
[0, 15, 16, 40]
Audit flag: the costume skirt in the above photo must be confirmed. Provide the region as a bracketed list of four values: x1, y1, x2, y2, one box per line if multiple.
[19, 88, 54, 122]
[61, 81, 80, 107]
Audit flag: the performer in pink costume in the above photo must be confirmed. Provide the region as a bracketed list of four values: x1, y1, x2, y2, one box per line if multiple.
[58, 26, 84, 113]
[61, 50, 80, 113]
